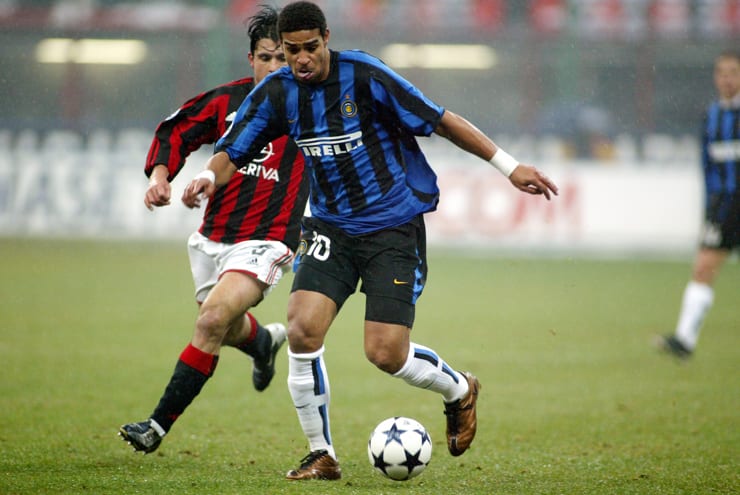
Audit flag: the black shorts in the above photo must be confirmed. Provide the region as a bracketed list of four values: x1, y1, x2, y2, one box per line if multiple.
[292, 215, 428, 327]
[700, 193, 740, 250]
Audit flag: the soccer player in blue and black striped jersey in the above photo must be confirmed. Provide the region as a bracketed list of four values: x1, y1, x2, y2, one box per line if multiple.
[659, 51, 740, 360]
[183, 0, 558, 480]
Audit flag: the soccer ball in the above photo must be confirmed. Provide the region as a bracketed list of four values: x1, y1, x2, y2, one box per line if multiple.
[367, 416, 432, 481]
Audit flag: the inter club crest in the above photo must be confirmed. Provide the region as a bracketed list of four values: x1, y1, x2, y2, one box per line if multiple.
[341, 96, 357, 118]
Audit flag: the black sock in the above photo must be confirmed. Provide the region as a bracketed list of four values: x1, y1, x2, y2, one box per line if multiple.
[150, 344, 218, 432]
[236, 324, 270, 359]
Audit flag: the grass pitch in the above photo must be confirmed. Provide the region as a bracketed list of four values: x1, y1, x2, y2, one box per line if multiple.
[0, 239, 737, 494]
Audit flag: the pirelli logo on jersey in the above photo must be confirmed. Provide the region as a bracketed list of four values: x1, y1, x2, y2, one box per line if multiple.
[295, 132, 364, 158]
[709, 140, 740, 162]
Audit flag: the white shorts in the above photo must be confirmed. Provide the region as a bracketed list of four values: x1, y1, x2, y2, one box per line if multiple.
[187, 232, 294, 303]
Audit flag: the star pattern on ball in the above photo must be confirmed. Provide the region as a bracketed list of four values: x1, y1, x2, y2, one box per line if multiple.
[368, 417, 432, 481]
[383, 421, 408, 446]
[370, 422, 408, 474]
[371, 447, 390, 473]
[399, 443, 427, 473]
[371, 422, 429, 479]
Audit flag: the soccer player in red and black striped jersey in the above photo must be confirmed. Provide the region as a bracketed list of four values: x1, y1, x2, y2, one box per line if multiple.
[118, 5, 308, 455]
[658, 51, 740, 359]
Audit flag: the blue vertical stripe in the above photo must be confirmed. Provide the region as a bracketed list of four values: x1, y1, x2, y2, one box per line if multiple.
[441, 363, 460, 384]
[412, 262, 424, 305]
[704, 104, 723, 193]
[706, 104, 719, 136]
[312, 357, 326, 396]
[721, 110, 737, 193]
[318, 404, 332, 444]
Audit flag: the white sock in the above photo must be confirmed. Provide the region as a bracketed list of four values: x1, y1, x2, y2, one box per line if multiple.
[148, 418, 166, 437]
[287, 346, 335, 459]
[393, 342, 468, 403]
[674, 281, 714, 350]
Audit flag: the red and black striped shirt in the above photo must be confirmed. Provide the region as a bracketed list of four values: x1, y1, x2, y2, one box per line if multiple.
[145, 77, 308, 250]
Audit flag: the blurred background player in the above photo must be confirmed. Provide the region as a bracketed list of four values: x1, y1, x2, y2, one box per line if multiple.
[119, 5, 308, 453]
[658, 51, 740, 359]
[183, 0, 557, 480]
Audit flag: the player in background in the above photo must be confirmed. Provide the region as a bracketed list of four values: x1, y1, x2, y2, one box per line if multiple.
[119, 5, 308, 454]
[183, 0, 558, 480]
[658, 51, 740, 359]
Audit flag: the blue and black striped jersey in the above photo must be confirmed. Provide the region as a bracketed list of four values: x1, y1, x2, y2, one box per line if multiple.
[702, 100, 740, 199]
[216, 49, 444, 235]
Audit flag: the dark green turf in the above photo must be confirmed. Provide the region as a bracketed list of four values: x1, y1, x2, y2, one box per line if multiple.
[1, 239, 737, 494]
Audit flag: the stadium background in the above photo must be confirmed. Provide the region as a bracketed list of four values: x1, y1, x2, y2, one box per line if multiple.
[1, 0, 738, 256]
[1, 4, 738, 493]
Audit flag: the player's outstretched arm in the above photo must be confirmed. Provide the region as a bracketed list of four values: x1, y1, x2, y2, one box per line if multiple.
[144, 164, 172, 211]
[434, 110, 558, 200]
[181, 151, 237, 209]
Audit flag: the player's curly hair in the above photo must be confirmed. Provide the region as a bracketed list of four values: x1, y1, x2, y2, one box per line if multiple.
[246, 5, 280, 55]
[277, 1, 327, 37]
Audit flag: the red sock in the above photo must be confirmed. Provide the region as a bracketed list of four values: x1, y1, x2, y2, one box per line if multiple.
[244, 312, 258, 344]
[179, 343, 218, 377]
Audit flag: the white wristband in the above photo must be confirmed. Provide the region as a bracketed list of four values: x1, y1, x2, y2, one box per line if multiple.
[194, 169, 215, 184]
[488, 148, 519, 177]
